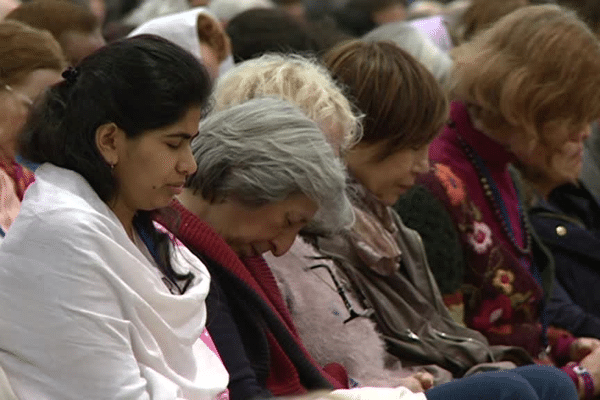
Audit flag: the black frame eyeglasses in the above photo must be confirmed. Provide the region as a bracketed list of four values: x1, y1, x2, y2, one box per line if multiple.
[3, 84, 34, 108]
[310, 263, 373, 324]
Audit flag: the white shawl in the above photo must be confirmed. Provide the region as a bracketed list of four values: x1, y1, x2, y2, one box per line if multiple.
[0, 164, 229, 400]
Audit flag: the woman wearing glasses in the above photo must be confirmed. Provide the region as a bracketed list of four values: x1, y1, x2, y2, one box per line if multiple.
[0, 20, 66, 237]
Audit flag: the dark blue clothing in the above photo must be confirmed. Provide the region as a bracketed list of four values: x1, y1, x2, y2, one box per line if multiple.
[206, 277, 273, 400]
[426, 365, 577, 400]
[529, 182, 600, 338]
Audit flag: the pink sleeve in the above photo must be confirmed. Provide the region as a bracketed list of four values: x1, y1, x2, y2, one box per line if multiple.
[200, 329, 230, 400]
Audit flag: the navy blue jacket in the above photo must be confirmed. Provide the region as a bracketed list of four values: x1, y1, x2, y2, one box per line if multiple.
[529, 182, 600, 338]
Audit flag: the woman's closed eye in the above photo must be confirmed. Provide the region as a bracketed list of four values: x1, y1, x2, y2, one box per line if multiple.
[166, 140, 184, 149]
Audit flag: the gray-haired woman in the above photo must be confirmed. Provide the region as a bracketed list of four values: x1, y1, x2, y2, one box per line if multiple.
[162, 97, 356, 399]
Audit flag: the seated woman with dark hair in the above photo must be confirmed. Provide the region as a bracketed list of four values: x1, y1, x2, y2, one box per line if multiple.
[0, 35, 229, 399]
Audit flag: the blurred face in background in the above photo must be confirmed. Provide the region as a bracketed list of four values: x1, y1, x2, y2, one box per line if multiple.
[0, 0, 20, 19]
[372, 3, 407, 26]
[60, 28, 105, 66]
[0, 68, 62, 159]
[516, 123, 592, 196]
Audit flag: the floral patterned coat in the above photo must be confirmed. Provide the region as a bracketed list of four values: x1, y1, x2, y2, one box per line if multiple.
[418, 102, 567, 360]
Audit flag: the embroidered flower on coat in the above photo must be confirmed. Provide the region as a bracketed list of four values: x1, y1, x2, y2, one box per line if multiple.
[471, 294, 513, 332]
[493, 269, 515, 296]
[435, 163, 466, 206]
[467, 221, 493, 254]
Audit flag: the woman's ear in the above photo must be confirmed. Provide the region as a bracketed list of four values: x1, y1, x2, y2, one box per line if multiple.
[95, 122, 122, 166]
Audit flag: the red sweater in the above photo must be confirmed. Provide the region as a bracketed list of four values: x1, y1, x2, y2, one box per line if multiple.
[166, 201, 348, 397]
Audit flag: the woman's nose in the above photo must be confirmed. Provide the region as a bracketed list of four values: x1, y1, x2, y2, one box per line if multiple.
[581, 125, 592, 142]
[270, 229, 298, 257]
[178, 146, 198, 176]
[412, 147, 430, 174]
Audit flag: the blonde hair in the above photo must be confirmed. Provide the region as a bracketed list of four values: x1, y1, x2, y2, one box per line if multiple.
[451, 4, 600, 150]
[213, 53, 362, 152]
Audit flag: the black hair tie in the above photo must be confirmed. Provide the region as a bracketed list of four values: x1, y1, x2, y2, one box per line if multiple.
[61, 67, 80, 84]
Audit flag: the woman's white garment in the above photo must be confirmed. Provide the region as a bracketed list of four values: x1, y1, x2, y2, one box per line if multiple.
[0, 164, 229, 400]
[128, 7, 234, 77]
[331, 387, 426, 400]
[0, 364, 18, 400]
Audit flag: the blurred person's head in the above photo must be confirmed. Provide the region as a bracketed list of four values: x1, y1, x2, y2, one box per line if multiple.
[455, 0, 529, 44]
[6, 0, 105, 65]
[363, 22, 452, 88]
[273, 0, 306, 23]
[208, 0, 274, 26]
[213, 53, 361, 155]
[407, 0, 444, 19]
[335, 0, 408, 37]
[67, 0, 107, 25]
[226, 8, 317, 63]
[0, 20, 66, 159]
[308, 17, 355, 54]
[324, 40, 448, 205]
[0, 0, 19, 19]
[451, 5, 600, 162]
[515, 125, 591, 199]
[128, 8, 232, 81]
[556, 0, 600, 37]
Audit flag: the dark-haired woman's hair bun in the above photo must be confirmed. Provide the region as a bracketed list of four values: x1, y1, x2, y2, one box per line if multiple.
[61, 66, 80, 84]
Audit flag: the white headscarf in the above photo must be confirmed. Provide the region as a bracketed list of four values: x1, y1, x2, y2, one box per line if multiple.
[128, 7, 234, 77]
[124, 0, 191, 27]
